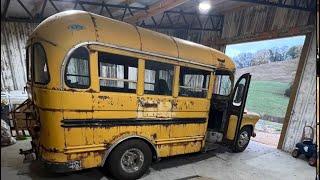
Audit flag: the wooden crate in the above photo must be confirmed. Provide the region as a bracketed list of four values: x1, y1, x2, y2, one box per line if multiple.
[9, 99, 35, 138]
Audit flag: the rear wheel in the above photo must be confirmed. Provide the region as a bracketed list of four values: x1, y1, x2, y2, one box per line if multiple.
[233, 126, 252, 152]
[105, 139, 152, 180]
[291, 149, 300, 158]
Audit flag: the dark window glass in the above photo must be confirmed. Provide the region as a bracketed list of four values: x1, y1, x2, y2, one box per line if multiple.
[179, 67, 210, 98]
[144, 61, 174, 96]
[214, 75, 232, 96]
[99, 52, 138, 93]
[65, 47, 90, 89]
[33, 43, 50, 84]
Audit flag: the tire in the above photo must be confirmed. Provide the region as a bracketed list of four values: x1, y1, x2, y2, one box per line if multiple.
[105, 139, 152, 180]
[308, 156, 316, 166]
[291, 149, 300, 158]
[233, 126, 252, 153]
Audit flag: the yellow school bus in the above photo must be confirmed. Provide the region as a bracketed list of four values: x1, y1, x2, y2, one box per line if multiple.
[25, 10, 260, 180]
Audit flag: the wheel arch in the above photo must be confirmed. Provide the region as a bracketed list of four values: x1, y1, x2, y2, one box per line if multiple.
[241, 124, 254, 136]
[100, 135, 159, 167]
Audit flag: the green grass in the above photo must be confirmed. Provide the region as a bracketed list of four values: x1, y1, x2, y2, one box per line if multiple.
[245, 81, 290, 118]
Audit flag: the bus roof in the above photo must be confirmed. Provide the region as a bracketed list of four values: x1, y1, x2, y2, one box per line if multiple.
[28, 10, 235, 71]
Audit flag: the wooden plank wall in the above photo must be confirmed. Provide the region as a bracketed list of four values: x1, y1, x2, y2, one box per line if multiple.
[1, 21, 37, 91]
[220, 5, 312, 41]
[281, 30, 317, 152]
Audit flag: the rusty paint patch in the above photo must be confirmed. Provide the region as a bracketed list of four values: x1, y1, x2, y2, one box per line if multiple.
[152, 133, 157, 140]
[85, 89, 97, 93]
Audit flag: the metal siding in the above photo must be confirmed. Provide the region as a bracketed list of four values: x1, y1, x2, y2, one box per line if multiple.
[282, 30, 316, 152]
[1, 21, 37, 91]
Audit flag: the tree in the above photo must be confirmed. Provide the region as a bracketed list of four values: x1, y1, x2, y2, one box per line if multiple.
[231, 45, 302, 68]
[251, 49, 271, 66]
[234, 52, 254, 68]
[286, 46, 302, 60]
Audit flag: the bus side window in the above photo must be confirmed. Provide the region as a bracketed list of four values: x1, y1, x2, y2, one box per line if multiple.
[65, 47, 90, 89]
[144, 61, 174, 96]
[179, 67, 210, 98]
[98, 52, 138, 93]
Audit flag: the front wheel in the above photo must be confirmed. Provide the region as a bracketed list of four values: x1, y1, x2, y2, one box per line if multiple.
[105, 139, 152, 180]
[233, 126, 252, 153]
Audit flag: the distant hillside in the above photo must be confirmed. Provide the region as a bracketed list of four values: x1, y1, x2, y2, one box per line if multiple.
[232, 45, 302, 68]
[235, 59, 298, 83]
[235, 59, 299, 121]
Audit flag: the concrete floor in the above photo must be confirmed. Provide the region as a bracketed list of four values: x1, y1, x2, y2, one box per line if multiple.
[1, 139, 316, 180]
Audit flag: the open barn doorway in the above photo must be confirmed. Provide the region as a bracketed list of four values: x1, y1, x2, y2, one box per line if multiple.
[225, 35, 306, 148]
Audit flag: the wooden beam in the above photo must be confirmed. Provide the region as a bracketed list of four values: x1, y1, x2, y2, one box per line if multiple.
[277, 32, 313, 149]
[213, 25, 315, 45]
[124, 0, 189, 24]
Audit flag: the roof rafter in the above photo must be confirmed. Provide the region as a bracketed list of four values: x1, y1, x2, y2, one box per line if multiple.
[124, 0, 189, 24]
[139, 11, 224, 32]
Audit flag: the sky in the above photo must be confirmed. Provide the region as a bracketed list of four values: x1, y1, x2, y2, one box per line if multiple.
[225, 35, 306, 58]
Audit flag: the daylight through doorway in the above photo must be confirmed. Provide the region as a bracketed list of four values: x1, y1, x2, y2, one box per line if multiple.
[225, 35, 306, 148]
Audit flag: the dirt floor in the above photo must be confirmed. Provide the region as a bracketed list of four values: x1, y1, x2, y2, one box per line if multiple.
[252, 119, 282, 147]
[252, 131, 280, 148]
[1, 138, 316, 180]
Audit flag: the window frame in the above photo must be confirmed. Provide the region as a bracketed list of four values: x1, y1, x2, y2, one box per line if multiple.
[144, 60, 174, 96]
[33, 42, 51, 85]
[98, 51, 138, 93]
[26, 45, 32, 82]
[179, 66, 211, 98]
[64, 46, 91, 89]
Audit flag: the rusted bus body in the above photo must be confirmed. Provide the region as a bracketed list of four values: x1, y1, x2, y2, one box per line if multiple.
[26, 10, 259, 175]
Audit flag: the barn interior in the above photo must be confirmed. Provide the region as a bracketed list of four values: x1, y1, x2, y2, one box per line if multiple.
[1, 0, 318, 179]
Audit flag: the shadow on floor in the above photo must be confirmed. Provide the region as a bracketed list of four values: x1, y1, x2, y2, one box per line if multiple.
[151, 145, 231, 171]
[23, 145, 231, 180]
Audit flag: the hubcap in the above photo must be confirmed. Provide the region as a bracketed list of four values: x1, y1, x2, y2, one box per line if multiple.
[238, 131, 250, 148]
[120, 148, 144, 173]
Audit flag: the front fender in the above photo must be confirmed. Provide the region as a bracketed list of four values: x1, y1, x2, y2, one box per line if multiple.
[241, 112, 260, 128]
[226, 112, 260, 140]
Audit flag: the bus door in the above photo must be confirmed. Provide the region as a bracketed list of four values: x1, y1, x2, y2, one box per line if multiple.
[224, 73, 251, 145]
